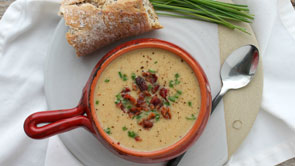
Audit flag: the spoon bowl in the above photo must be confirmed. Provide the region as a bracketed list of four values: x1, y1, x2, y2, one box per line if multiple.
[211, 45, 259, 111]
[221, 45, 259, 90]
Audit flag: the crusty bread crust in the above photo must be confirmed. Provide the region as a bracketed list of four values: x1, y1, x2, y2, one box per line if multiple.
[60, 0, 162, 56]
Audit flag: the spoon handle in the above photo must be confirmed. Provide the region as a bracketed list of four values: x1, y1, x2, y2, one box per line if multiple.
[211, 86, 228, 113]
[166, 86, 228, 166]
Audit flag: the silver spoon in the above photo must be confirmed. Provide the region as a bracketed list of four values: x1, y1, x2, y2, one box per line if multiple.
[211, 44, 259, 112]
[167, 45, 259, 166]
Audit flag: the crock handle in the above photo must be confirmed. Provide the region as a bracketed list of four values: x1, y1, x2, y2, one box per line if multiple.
[24, 104, 95, 139]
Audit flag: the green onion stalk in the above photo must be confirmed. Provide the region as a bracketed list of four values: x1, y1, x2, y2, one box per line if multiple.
[150, 0, 254, 33]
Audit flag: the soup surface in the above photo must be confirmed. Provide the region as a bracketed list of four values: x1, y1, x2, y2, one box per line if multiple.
[93, 48, 201, 151]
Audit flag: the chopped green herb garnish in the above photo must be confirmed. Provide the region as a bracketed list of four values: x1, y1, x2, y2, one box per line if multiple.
[169, 80, 174, 88]
[122, 126, 128, 131]
[151, 110, 157, 113]
[169, 74, 181, 88]
[144, 112, 150, 116]
[164, 101, 170, 106]
[148, 84, 153, 91]
[122, 99, 133, 110]
[128, 131, 137, 138]
[135, 115, 142, 120]
[168, 96, 176, 102]
[131, 73, 136, 80]
[118, 72, 123, 78]
[174, 73, 181, 85]
[115, 93, 123, 104]
[176, 90, 182, 95]
[116, 94, 122, 100]
[188, 101, 192, 107]
[104, 79, 110, 83]
[122, 74, 128, 81]
[145, 96, 151, 104]
[148, 69, 156, 74]
[122, 98, 128, 105]
[96, 100, 99, 105]
[104, 128, 111, 135]
[154, 61, 158, 64]
[119, 72, 128, 81]
[186, 114, 196, 120]
[155, 113, 160, 121]
[133, 112, 142, 120]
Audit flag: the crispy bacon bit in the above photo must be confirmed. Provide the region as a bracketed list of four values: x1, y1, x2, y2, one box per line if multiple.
[128, 112, 135, 118]
[151, 84, 160, 94]
[136, 99, 145, 106]
[135, 136, 142, 142]
[143, 90, 151, 97]
[129, 107, 141, 115]
[121, 87, 130, 93]
[135, 76, 148, 91]
[155, 102, 163, 110]
[150, 104, 155, 110]
[121, 94, 136, 105]
[150, 95, 162, 107]
[136, 93, 145, 106]
[147, 112, 156, 120]
[141, 106, 149, 112]
[148, 74, 158, 84]
[143, 72, 158, 84]
[139, 119, 153, 129]
[132, 83, 137, 91]
[161, 107, 171, 119]
[116, 102, 125, 113]
[160, 88, 169, 100]
[142, 72, 149, 77]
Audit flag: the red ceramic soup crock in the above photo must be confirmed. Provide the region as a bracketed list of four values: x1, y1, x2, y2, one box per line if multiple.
[24, 38, 211, 163]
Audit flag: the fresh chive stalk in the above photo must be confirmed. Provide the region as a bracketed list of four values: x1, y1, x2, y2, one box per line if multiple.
[150, 0, 253, 33]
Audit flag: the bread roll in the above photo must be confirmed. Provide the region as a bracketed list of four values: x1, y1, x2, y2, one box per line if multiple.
[59, 0, 163, 56]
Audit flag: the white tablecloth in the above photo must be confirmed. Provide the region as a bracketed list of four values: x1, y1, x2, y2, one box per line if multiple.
[0, 0, 294, 165]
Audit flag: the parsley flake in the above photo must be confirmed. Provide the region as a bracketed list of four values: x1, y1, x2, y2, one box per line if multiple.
[186, 114, 196, 120]
[155, 113, 160, 121]
[176, 90, 182, 95]
[148, 84, 153, 91]
[131, 73, 136, 80]
[188, 101, 192, 107]
[122, 126, 128, 131]
[128, 131, 137, 138]
[169, 80, 174, 88]
[168, 96, 176, 102]
[118, 72, 128, 81]
[118, 72, 123, 78]
[104, 128, 111, 135]
[122, 74, 128, 81]
[164, 101, 171, 106]
[148, 69, 156, 74]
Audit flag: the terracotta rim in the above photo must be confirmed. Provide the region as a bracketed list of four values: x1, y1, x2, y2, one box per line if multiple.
[89, 38, 211, 158]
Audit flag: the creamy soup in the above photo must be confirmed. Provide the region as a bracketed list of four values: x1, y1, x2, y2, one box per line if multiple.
[93, 48, 201, 152]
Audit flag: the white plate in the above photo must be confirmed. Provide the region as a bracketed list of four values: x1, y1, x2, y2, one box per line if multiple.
[45, 17, 228, 166]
